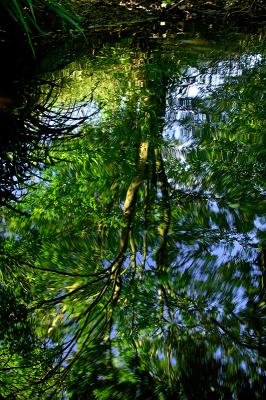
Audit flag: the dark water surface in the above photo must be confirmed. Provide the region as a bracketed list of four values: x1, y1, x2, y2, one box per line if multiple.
[0, 24, 266, 399]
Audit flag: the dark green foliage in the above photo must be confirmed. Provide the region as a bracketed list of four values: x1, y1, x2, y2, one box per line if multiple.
[1, 0, 82, 53]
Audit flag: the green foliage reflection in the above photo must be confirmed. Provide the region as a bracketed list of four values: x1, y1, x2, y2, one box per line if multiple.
[0, 34, 266, 399]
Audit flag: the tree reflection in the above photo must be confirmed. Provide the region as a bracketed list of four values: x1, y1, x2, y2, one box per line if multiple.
[0, 75, 90, 214]
[0, 34, 265, 398]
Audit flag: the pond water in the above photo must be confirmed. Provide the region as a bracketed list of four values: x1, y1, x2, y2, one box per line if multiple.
[0, 24, 266, 399]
